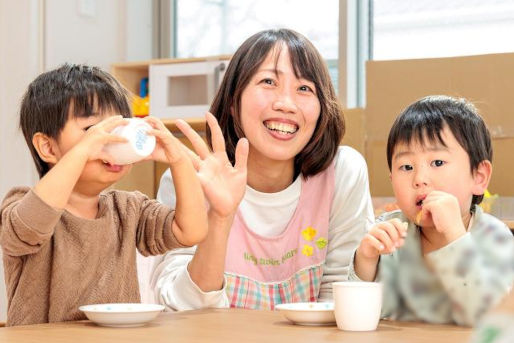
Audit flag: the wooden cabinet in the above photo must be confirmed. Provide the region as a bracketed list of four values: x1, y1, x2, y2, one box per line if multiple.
[110, 56, 230, 198]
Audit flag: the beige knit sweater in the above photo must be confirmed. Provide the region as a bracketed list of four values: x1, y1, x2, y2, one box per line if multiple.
[0, 187, 184, 326]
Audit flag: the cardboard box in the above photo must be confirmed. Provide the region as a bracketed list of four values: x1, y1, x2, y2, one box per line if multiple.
[366, 53, 514, 142]
[365, 53, 514, 196]
[340, 107, 365, 156]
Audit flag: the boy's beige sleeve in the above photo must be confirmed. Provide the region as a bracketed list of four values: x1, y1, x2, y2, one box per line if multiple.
[129, 191, 188, 256]
[0, 187, 63, 256]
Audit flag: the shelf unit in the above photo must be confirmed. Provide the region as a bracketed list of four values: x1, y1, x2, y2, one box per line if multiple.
[111, 56, 230, 198]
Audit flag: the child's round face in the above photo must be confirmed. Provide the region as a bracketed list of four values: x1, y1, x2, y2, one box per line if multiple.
[238, 45, 321, 167]
[55, 110, 132, 191]
[390, 126, 481, 227]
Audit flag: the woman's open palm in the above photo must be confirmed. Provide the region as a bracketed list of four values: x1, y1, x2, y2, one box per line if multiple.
[175, 113, 248, 218]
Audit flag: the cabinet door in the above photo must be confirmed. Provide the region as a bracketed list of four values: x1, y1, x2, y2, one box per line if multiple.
[149, 60, 228, 118]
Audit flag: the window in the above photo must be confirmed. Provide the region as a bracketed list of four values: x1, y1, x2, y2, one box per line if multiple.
[373, 0, 514, 60]
[169, 0, 339, 89]
[173, 0, 338, 59]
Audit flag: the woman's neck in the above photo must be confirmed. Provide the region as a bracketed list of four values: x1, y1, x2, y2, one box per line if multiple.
[247, 155, 295, 193]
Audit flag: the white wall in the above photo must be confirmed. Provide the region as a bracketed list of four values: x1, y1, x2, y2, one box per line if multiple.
[126, 0, 153, 61]
[0, 0, 152, 323]
[0, 0, 43, 323]
[45, 0, 127, 70]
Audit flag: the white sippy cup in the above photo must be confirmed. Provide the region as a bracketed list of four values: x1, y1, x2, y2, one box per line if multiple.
[103, 118, 156, 165]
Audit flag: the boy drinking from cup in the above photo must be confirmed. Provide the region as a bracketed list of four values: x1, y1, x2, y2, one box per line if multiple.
[0, 64, 209, 326]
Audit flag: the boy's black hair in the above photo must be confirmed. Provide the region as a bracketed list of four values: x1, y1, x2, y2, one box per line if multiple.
[19, 64, 131, 178]
[386, 95, 492, 206]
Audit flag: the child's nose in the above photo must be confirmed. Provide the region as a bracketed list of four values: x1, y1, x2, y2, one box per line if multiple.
[412, 169, 429, 188]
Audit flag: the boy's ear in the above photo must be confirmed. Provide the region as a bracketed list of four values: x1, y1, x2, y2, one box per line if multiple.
[32, 132, 59, 165]
[472, 160, 492, 195]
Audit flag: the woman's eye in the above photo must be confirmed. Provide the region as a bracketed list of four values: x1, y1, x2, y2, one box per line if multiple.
[299, 85, 314, 92]
[261, 78, 275, 85]
[431, 160, 445, 167]
[399, 165, 413, 171]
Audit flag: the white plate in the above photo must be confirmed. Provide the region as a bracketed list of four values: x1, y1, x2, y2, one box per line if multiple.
[79, 303, 165, 328]
[275, 302, 336, 326]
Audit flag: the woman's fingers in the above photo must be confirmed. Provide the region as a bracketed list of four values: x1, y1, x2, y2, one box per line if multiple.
[234, 138, 249, 173]
[206, 112, 226, 153]
[175, 119, 211, 159]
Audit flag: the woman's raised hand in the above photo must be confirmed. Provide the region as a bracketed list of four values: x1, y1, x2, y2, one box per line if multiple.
[175, 112, 249, 218]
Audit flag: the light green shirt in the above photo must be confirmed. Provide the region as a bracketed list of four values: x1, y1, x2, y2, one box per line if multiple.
[350, 206, 514, 326]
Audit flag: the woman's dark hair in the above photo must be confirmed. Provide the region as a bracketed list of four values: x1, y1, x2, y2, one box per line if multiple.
[20, 64, 131, 178]
[208, 28, 344, 178]
[387, 95, 492, 206]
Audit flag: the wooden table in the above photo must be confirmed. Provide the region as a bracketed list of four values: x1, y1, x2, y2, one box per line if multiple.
[0, 308, 472, 343]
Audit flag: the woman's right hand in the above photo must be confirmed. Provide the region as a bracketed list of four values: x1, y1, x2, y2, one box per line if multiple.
[175, 112, 249, 218]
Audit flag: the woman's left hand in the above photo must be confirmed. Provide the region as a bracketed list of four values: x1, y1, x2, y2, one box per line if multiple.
[176, 112, 249, 218]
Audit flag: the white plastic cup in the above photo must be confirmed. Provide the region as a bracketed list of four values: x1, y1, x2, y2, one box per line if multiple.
[332, 281, 382, 331]
[103, 118, 156, 165]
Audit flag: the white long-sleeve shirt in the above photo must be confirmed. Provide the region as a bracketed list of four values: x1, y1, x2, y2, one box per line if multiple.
[137, 146, 374, 310]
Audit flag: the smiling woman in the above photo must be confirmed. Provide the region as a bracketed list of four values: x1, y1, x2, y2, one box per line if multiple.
[147, 28, 375, 311]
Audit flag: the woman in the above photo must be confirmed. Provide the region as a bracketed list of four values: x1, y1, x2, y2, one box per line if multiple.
[147, 28, 374, 310]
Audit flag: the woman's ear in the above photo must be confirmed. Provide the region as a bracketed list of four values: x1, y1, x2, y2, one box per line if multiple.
[32, 133, 59, 165]
[472, 160, 492, 195]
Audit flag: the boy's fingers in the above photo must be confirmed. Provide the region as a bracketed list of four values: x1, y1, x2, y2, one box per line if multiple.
[183, 146, 201, 170]
[175, 119, 210, 159]
[144, 116, 166, 130]
[371, 226, 395, 252]
[106, 134, 128, 144]
[206, 112, 226, 153]
[363, 234, 385, 253]
[97, 152, 115, 164]
[148, 128, 171, 140]
[390, 218, 408, 238]
[102, 116, 128, 131]
[380, 221, 401, 245]
[234, 138, 249, 173]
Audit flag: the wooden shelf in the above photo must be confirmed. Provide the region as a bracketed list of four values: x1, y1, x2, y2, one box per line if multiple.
[110, 56, 226, 198]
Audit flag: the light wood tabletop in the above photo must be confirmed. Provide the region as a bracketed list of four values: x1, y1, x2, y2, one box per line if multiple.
[0, 308, 472, 343]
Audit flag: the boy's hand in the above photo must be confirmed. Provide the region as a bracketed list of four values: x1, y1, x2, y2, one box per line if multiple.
[176, 112, 249, 219]
[417, 190, 467, 242]
[143, 116, 187, 165]
[357, 218, 408, 260]
[75, 115, 128, 163]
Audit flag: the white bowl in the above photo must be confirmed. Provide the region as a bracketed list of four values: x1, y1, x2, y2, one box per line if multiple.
[79, 303, 165, 327]
[275, 302, 336, 326]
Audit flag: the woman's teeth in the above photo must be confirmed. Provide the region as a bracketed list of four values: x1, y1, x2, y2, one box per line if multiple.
[264, 121, 298, 134]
